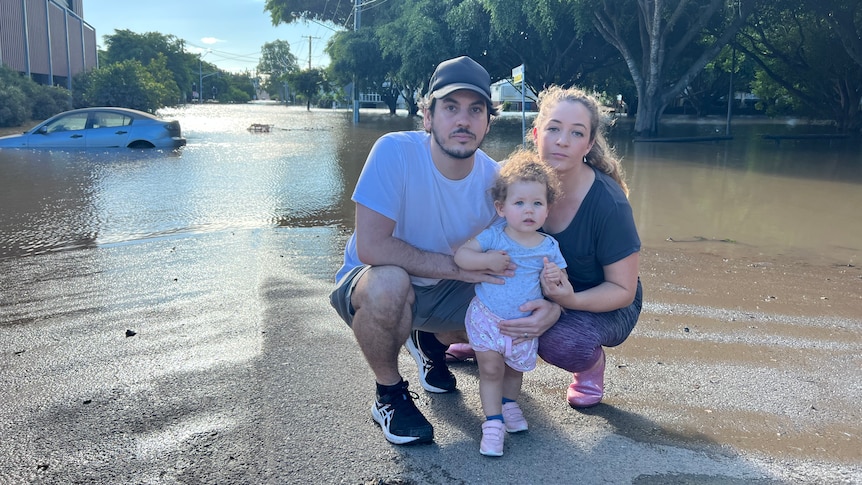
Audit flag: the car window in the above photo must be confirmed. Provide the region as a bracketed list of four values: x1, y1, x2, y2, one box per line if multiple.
[93, 112, 133, 128]
[45, 113, 89, 133]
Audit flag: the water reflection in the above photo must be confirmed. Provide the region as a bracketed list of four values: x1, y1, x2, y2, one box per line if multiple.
[0, 103, 860, 265]
[617, 123, 862, 263]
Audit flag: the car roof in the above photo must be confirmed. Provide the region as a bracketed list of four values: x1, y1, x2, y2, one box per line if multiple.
[57, 107, 161, 120]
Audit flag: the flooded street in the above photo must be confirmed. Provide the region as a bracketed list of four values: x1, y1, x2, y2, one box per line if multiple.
[1, 103, 860, 266]
[1, 103, 860, 483]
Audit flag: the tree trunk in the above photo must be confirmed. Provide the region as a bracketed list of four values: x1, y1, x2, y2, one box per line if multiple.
[633, 94, 665, 138]
[592, 0, 752, 139]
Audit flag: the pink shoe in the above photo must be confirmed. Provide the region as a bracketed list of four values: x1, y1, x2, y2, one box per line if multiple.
[502, 402, 528, 433]
[567, 348, 605, 408]
[480, 420, 505, 456]
[445, 343, 476, 362]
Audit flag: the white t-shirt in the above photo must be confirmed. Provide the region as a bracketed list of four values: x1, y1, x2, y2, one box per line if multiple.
[336, 131, 500, 286]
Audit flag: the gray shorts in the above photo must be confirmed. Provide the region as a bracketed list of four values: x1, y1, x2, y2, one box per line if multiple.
[329, 265, 474, 333]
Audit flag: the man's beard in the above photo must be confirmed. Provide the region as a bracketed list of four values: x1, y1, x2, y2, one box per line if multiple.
[432, 128, 482, 159]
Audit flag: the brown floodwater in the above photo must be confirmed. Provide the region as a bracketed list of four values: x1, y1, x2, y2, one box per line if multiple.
[1, 103, 860, 268]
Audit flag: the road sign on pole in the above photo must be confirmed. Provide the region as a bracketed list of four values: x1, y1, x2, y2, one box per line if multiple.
[512, 64, 524, 85]
[512, 64, 526, 144]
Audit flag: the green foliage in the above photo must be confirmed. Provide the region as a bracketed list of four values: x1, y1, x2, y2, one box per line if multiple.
[325, 28, 405, 112]
[103, 29, 195, 96]
[587, 0, 758, 136]
[29, 85, 72, 120]
[71, 69, 93, 109]
[76, 60, 163, 112]
[326, 30, 382, 89]
[258, 40, 299, 95]
[264, 0, 355, 27]
[0, 83, 28, 127]
[750, 70, 798, 116]
[738, 0, 862, 132]
[146, 54, 182, 105]
[287, 68, 329, 110]
[481, 0, 617, 91]
[317, 89, 346, 108]
[65, 29, 261, 110]
[0, 64, 71, 127]
[223, 86, 252, 104]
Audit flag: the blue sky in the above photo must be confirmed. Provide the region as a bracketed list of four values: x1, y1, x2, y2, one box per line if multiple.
[82, 0, 339, 73]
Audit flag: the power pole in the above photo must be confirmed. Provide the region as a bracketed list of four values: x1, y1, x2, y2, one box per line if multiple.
[302, 35, 319, 70]
[353, 0, 361, 123]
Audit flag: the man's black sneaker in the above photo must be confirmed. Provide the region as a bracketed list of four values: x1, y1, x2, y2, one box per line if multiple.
[405, 330, 457, 393]
[371, 380, 434, 445]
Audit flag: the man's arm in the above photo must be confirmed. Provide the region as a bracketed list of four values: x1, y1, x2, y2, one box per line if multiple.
[354, 204, 503, 284]
[454, 238, 510, 273]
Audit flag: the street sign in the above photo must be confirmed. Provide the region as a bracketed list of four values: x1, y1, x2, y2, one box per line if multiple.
[512, 64, 524, 85]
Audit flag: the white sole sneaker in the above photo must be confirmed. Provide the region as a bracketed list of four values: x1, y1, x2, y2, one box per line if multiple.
[405, 332, 455, 393]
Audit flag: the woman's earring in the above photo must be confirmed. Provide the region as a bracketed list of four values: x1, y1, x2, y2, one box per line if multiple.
[583, 156, 588, 164]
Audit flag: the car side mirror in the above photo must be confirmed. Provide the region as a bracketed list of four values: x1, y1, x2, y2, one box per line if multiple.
[36, 126, 48, 135]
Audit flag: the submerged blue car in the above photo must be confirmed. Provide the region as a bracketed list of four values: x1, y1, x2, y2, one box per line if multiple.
[0, 107, 186, 149]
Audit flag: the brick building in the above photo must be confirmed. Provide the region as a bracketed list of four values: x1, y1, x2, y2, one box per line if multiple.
[0, 0, 98, 89]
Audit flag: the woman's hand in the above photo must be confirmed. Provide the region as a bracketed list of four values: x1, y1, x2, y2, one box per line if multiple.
[541, 256, 565, 287]
[541, 257, 573, 303]
[497, 298, 561, 344]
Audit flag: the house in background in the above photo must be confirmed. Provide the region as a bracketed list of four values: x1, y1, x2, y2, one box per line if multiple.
[0, 0, 98, 89]
[491, 79, 537, 112]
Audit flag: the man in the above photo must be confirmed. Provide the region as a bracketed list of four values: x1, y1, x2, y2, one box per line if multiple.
[330, 56, 559, 445]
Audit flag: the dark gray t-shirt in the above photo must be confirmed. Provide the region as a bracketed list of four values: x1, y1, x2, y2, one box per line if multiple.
[543, 166, 640, 292]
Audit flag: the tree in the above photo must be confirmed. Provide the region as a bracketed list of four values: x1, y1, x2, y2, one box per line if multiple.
[673, 45, 756, 117]
[374, 1, 458, 115]
[287, 68, 329, 110]
[812, 0, 862, 67]
[736, 0, 862, 132]
[257, 40, 300, 96]
[265, 0, 355, 27]
[102, 29, 195, 100]
[327, 30, 389, 111]
[144, 53, 182, 105]
[76, 60, 164, 112]
[479, 0, 621, 95]
[584, 0, 755, 137]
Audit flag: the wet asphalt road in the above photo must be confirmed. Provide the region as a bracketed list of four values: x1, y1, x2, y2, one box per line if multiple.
[1, 226, 860, 485]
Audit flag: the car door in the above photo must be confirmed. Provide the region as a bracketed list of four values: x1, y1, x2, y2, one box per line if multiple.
[28, 112, 89, 148]
[85, 111, 133, 148]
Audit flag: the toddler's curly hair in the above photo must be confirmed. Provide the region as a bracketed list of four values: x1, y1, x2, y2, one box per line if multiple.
[492, 148, 562, 205]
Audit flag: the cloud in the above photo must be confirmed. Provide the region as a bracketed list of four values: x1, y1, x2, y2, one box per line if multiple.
[201, 37, 223, 45]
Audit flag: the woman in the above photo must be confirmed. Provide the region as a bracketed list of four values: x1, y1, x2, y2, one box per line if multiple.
[499, 85, 643, 408]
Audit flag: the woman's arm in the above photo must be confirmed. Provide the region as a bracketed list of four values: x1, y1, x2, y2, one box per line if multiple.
[543, 252, 639, 312]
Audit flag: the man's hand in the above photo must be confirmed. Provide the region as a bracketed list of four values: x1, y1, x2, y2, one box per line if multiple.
[456, 264, 514, 285]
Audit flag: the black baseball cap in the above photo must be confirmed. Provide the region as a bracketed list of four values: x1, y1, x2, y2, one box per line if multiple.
[427, 56, 492, 103]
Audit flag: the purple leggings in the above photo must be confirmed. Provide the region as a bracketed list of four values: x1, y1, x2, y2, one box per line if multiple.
[538, 279, 643, 373]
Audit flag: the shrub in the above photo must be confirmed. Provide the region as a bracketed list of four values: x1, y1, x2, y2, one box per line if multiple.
[30, 85, 71, 119]
[0, 64, 71, 126]
[0, 84, 28, 127]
